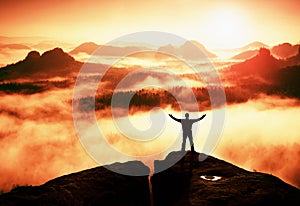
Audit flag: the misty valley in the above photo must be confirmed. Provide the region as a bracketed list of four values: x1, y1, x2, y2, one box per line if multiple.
[0, 41, 300, 195]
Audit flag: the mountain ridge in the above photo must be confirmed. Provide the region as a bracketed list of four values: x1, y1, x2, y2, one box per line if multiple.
[69, 40, 217, 59]
[1, 151, 299, 205]
[230, 49, 259, 60]
[271, 43, 300, 59]
[0, 48, 81, 81]
[69, 42, 150, 56]
[157, 40, 217, 59]
[230, 42, 300, 60]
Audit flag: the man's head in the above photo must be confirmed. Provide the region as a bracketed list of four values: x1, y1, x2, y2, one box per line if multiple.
[185, 113, 189, 119]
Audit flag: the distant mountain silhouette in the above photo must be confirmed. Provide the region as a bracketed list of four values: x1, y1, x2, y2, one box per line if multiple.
[229, 48, 284, 76]
[69, 42, 150, 56]
[0, 48, 81, 81]
[212, 41, 269, 59]
[0, 44, 31, 50]
[220, 41, 269, 55]
[69, 42, 100, 55]
[110, 40, 157, 49]
[227, 47, 300, 100]
[158, 40, 217, 60]
[229, 45, 300, 77]
[157, 44, 177, 54]
[31, 42, 74, 51]
[0, 36, 74, 51]
[70, 41, 217, 59]
[229, 43, 300, 61]
[271, 43, 300, 59]
[1, 151, 299, 205]
[230, 49, 259, 60]
[240, 41, 269, 51]
[180, 40, 217, 59]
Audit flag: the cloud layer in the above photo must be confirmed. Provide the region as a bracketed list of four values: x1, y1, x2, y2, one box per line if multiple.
[211, 96, 300, 188]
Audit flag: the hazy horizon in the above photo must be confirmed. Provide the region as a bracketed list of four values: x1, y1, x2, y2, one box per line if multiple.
[0, 0, 299, 194]
[0, 37, 299, 67]
[1, 0, 300, 49]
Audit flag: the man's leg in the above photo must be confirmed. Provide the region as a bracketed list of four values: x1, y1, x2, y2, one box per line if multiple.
[188, 134, 195, 152]
[181, 134, 187, 151]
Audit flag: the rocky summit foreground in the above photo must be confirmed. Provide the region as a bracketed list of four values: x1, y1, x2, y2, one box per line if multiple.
[0, 151, 300, 206]
[152, 151, 300, 206]
[0, 161, 150, 206]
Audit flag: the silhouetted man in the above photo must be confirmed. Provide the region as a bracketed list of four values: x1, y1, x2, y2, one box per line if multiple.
[169, 113, 206, 152]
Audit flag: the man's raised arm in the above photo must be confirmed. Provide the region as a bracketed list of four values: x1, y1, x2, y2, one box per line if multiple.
[169, 114, 181, 122]
[193, 114, 206, 123]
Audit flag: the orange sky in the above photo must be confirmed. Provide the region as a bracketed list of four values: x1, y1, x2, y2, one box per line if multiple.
[1, 0, 299, 49]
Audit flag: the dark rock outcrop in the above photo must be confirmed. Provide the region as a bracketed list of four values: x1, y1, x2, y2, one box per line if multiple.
[229, 47, 300, 79]
[0, 48, 81, 81]
[272, 65, 300, 98]
[152, 151, 300, 206]
[229, 48, 283, 77]
[0, 161, 150, 206]
[1, 152, 299, 206]
[25, 50, 41, 60]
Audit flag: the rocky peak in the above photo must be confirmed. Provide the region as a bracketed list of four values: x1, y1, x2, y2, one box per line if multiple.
[0, 151, 299, 205]
[40, 47, 75, 65]
[0, 161, 150, 206]
[0, 47, 80, 81]
[24, 50, 40, 61]
[258, 47, 271, 57]
[152, 151, 300, 205]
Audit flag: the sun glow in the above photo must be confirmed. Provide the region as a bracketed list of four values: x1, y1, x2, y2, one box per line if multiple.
[204, 8, 251, 49]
